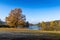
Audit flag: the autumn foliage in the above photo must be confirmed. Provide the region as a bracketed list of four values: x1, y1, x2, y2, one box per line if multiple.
[5, 8, 26, 28]
[39, 20, 60, 31]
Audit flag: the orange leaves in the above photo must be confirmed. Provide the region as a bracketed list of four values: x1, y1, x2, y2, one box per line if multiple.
[5, 8, 26, 27]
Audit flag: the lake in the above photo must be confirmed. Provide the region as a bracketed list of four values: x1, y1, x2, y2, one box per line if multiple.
[28, 26, 41, 30]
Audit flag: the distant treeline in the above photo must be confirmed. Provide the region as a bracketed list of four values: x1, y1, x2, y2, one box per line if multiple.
[0, 22, 29, 28]
[38, 20, 60, 31]
[0, 25, 10, 28]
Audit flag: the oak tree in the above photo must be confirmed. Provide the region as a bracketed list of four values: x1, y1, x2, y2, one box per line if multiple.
[5, 8, 26, 28]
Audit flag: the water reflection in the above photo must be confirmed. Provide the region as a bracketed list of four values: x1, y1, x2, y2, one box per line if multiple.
[29, 26, 41, 30]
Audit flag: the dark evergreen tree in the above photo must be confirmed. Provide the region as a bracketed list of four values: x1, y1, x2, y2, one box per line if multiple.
[26, 21, 29, 28]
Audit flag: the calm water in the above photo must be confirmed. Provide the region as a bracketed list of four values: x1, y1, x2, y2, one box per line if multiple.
[29, 26, 41, 30]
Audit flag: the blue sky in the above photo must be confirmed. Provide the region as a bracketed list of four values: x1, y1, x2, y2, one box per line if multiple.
[0, 0, 60, 24]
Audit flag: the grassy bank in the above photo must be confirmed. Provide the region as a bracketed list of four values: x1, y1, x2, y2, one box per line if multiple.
[0, 28, 60, 33]
[0, 28, 60, 40]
